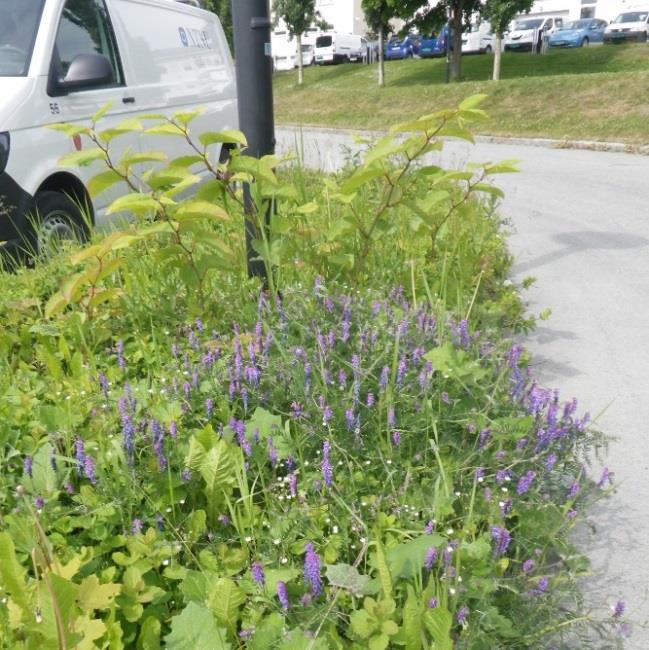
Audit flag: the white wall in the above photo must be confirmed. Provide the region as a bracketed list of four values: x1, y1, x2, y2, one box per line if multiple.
[315, 0, 367, 35]
[524, 0, 644, 22]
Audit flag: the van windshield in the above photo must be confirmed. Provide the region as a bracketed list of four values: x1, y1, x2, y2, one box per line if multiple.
[514, 18, 543, 30]
[0, 0, 45, 77]
[316, 36, 333, 48]
[614, 12, 648, 23]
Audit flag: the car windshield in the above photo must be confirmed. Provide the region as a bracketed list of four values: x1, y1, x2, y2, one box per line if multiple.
[515, 18, 543, 30]
[561, 20, 591, 30]
[316, 35, 333, 48]
[0, 0, 45, 77]
[614, 12, 648, 23]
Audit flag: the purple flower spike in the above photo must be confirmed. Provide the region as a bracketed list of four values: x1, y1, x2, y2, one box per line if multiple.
[598, 467, 614, 488]
[23, 456, 33, 478]
[321, 441, 333, 488]
[424, 547, 438, 570]
[516, 470, 536, 495]
[532, 577, 549, 596]
[456, 606, 469, 624]
[427, 598, 438, 609]
[303, 543, 322, 596]
[491, 526, 511, 558]
[251, 561, 265, 587]
[613, 600, 625, 618]
[522, 559, 535, 573]
[277, 581, 290, 610]
[391, 430, 401, 446]
[131, 518, 143, 535]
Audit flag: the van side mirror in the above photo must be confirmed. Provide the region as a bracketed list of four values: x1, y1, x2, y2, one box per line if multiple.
[54, 53, 114, 94]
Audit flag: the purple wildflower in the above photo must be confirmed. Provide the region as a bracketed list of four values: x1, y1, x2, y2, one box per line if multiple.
[218, 514, 230, 526]
[303, 543, 322, 596]
[151, 419, 167, 471]
[277, 581, 290, 610]
[387, 407, 395, 428]
[289, 472, 298, 498]
[567, 480, 580, 499]
[116, 339, 126, 370]
[424, 547, 438, 570]
[391, 430, 401, 446]
[396, 358, 407, 386]
[83, 456, 97, 485]
[491, 526, 511, 558]
[496, 469, 510, 485]
[456, 606, 469, 624]
[98, 372, 109, 397]
[23, 456, 33, 478]
[522, 559, 535, 573]
[366, 392, 375, 408]
[304, 363, 312, 394]
[598, 467, 614, 488]
[427, 598, 438, 609]
[231, 418, 252, 457]
[345, 409, 355, 433]
[499, 498, 513, 516]
[251, 562, 265, 587]
[267, 437, 278, 467]
[239, 629, 255, 640]
[517, 470, 536, 495]
[131, 518, 143, 535]
[34, 497, 44, 510]
[478, 427, 492, 449]
[532, 577, 549, 596]
[441, 392, 450, 404]
[425, 520, 436, 534]
[290, 401, 304, 419]
[338, 369, 347, 390]
[181, 468, 192, 482]
[119, 400, 135, 461]
[379, 366, 390, 391]
[613, 600, 625, 618]
[74, 438, 86, 475]
[321, 441, 333, 488]
[169, 420, 177, 439]
[544, 453, 558, 472]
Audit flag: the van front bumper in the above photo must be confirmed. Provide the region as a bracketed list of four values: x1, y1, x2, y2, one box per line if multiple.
[604, 30, 646, 43]
[0, 171, 33, 251]
[505, 41, 533, 51]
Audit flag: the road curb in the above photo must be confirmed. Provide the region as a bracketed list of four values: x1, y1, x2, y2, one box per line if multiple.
[278, 124, 649, 156]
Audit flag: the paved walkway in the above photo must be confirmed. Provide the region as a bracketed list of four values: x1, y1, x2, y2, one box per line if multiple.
[277, 127, 649, 647]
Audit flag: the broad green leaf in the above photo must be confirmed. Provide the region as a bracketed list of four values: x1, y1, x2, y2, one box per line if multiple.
[199, 439, 236, 504]
[248, 612, 284, 650]
[386, 535, 443, 580]
[165, 602, 230, 650]
[326, 563, 371, 595]
[341, 163, 386, 194]
[199, 130, 248, 148]
[145, 122, 185, 137]
[424, 608, 453, 650]
[373, 538, 392, 599]
[173, 108, 205, 126]
[59, 148, 105, 168]
[136, 615, 161, 650]
[279, 630, 330, 649]
[180, 569, 209, 603]
[77, 575, 121, 611]
[88, 169, 125, 198]
[29, 442, 58, 495]
[174, 201, 230, 222]
[459, 94, 488, 111]
[208, 577, 245, 628]
[92, 102, 113, 123]
[403, 585, 423, 650]
[350, 609, 374, 639]
[0, 532, 29, 612]
[48, 123, 91, 137]
[106, 193, 160, 216]
[121, 151, 168, 166]
[75, 614, 107, 650]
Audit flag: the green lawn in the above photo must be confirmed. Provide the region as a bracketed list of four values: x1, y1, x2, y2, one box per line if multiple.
[273, 44, 649, 144]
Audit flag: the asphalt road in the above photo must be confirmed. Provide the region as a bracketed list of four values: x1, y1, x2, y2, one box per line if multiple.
[277, 126, 649, 647]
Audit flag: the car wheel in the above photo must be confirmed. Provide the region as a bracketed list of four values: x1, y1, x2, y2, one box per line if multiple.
[485, 44, 492, 53]
[581, 37, 589, 47]
[33, 191, 87, 257]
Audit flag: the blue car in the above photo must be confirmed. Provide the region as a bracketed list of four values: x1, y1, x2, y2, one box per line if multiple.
[548, 18, 607, 48]
[418, 27, 451, 58]
[384, 35, 420, 60]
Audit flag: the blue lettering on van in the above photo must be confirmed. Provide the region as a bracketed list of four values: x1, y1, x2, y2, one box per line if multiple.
[179, 26, 212, 49]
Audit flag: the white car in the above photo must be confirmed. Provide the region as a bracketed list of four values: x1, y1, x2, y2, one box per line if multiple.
[505, 15, 564, 52]
[0, 0, 236, 256]
[462, 21, 495, 54]
[604, 10, 649, 43]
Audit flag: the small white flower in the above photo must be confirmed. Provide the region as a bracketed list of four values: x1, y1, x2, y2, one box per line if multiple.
[359, 537, 367, 544]
[273, 539, 281, 545]
[80, 390, 86, 396]
[386, 460, 392, 465]
[166, 507, 172, 513]
[361, 501, 367, 507]
[304, 461, 310, 466]
[278, 495, 284, 501]
[446, 528, 454, 535]
[332, 525, 339, 534]
[505, 476, 511, 482]
[337, 461, 343, 466]
[449, 587, 456, 595]
[457, 575, 463, 583]
[447, 546, 454, 553]
[245, 536, 252, 542]
[179, 499, 185, 505]
[501, 487, 508, 493]
[280, 557, 288, 565]
[65, 395, 71, 400]
[477, 476, 484, 483]
[454, 491, 461, 497]
[365, 460, 371, 466]
[162, 559, 170, 566]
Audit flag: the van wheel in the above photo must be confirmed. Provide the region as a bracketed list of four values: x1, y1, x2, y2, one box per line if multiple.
[581, 37, 589, 47]
[33, 191, 87, 256]
[485, 45, 492, 53]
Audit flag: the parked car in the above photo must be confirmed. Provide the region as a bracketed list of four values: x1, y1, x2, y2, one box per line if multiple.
[604, 10, 649, 43]
[0, 0, 236, 257]
[548, 18, 607, 47]
[315, 32, 363, 64]
[505, 16, 564, 52]
[301, 43, 315, 66]
[462, 21, 495, 54]
[384, 35, 420, 60]
[418, 27, 450, 58]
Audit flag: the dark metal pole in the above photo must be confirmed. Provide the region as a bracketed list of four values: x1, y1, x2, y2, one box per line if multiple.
[444, 11, 451, 84]
[231, 0, 275, 281]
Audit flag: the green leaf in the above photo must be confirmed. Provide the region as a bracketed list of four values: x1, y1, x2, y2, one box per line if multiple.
[373, 539, 392, 599]
[92, 102, 113, 123]
[341, 163, 386, 194]
[77, 575, 121, 611]
[88, 169, 125, 198]
[403, 586, 423, 650]
[174, 201, 230, 222]
[199, 130, 247, 148]
[386, 535, 443, 580]
[208, 577, 245, 628]
[136, 615, 161, 650]
[248, 613, 284, 650]
[180, 570, 209, 603]
[459, 94, 488, 111]
[350, 609, 374, 639]
[145, 122, 185, 137]
[165, 602, 230, 650]
[199, 439, 236, 504]
[424, 608, 453, 650]
[121, 151, 168, 166]
[106, 193, 160, 216]
[326, 563, 371, 595]
[0, 532, 29, 612]
[173, 109, 205, 126]
[59, 148, 106, 168]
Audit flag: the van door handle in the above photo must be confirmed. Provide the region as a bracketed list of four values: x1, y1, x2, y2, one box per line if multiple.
[122, 96, 136, 104]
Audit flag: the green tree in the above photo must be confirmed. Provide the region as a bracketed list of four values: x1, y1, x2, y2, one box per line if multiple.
[483, 0, 533, 80]
[203, 0, 233, 52]
[362, 0, 398, 87]
[273, 0, 321, 85]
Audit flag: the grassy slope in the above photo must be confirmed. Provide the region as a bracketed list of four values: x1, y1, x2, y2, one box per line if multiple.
[274, 44, 649, 143]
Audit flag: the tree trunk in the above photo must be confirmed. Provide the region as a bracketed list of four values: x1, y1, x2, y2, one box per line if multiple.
[492, 34, 502, 81]
[378, 30, 385, 87]
[451, 5, 462, 81]
[296, 33, 304, 85]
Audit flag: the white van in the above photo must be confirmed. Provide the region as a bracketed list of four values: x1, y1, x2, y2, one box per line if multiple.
[314, 32, 363, 64]
[0, 0, 237, 256]
[462, 21, 495, 54]
[505, 15, 564, 52]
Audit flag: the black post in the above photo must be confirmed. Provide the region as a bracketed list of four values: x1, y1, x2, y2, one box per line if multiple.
[231, 0, 275, 281]
[444, 13, 451, 84]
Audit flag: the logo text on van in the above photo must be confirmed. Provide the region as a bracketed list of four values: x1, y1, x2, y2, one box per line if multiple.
[179, 27, 212, 49]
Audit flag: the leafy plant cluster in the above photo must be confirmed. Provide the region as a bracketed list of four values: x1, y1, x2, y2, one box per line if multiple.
[0, 99, 628, 648]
